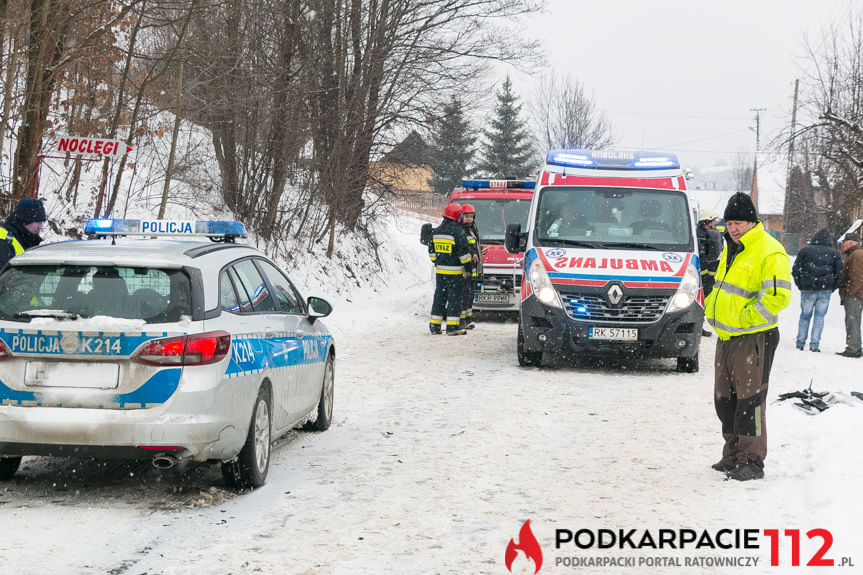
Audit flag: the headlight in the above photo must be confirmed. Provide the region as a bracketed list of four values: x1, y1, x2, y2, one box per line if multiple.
[666, 263, 699, 313]
[528, 259, 562, 308]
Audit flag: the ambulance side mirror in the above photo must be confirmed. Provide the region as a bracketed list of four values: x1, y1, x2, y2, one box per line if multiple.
[420, 223, 432, 246]
[505, 223, 526, 254]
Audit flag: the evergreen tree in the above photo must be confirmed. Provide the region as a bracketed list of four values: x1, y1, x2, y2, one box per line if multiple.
[477, 76, 535, 178]
[428, 96, 475, 196]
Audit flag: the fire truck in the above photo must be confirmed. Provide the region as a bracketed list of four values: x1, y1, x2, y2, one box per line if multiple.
[448, 179, 535, 311]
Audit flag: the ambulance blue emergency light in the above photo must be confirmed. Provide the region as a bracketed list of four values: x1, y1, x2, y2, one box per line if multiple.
[84, 218, 247, 241]
[546, 149, 679, 170]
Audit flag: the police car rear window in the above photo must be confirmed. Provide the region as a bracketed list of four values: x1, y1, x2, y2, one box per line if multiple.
[0, 265, 192, 323]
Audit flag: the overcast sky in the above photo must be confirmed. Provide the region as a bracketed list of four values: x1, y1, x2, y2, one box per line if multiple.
[510, 0, 855, 169]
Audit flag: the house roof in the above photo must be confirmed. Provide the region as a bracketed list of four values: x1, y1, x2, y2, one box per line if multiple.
[382, 131, 433, 166]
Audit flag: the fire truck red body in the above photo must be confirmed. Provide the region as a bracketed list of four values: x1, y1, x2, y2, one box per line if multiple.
[449, 179, 535, 311]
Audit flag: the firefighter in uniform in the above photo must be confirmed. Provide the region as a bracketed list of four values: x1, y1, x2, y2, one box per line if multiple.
[705, 193, 791, 481]
[429, 203, 472, 335]
[459, 203, 482, 330]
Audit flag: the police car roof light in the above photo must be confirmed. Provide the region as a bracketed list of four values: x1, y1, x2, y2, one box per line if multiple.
[84, 219, 248, 240]
[460, 179, 536, 189]
[546, 149, 680, 170]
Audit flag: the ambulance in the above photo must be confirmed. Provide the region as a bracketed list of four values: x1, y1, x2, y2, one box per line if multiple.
[448, 179, 535, 311]
[505, 150, 702, 370]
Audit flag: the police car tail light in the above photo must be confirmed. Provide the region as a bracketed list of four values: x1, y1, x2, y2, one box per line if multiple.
[132, 331, 231, 366]
[528, 259, 562, 308]
[666, 264, 700, 313]
[0, 339, 12, 360]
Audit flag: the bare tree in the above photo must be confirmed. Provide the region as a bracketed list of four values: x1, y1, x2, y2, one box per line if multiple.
[530, 74, 615, 152]
[10, 0, 143, 206]
[305, 0, 542, 256]
[790, 5, 863, 230]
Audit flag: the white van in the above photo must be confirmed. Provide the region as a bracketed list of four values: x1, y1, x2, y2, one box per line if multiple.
[505, 150, 703, 371]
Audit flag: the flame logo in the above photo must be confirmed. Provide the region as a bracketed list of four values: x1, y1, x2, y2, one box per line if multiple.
[505, 520, 543, 573]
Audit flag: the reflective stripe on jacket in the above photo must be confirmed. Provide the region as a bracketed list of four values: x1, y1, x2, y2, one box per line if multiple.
[705, 222, 791, 340]
[0, 226, 24, 256]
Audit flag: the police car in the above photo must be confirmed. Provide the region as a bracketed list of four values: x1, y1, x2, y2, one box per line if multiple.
[0, 219, 335, 490]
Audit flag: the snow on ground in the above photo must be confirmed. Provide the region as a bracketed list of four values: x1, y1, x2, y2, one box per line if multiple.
[0, 210, 862, 575]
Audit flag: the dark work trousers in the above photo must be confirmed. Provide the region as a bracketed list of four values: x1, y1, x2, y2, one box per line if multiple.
[842, 295, 863, 354]
[461, 273, 476, 324]
[430, 274, 464, 332]
[714, 328, 779, 466]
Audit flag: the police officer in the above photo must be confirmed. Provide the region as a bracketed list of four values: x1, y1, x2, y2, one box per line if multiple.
[429, 203, 472, 335]
[459, 203, 482, 330]
[0, 197, 47, 269]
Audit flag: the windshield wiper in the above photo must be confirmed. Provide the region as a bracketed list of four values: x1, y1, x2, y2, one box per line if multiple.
[15, 309, 80, 320]
[541, 238, 598, 248]
[598, 242, 664, 251]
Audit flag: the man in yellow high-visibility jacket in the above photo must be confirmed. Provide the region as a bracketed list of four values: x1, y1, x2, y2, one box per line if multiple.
[705, 192, 791, 481]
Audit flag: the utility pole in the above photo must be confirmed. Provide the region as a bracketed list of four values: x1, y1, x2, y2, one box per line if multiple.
[783, 80, 799, 232]
[750, 107, 766, 212]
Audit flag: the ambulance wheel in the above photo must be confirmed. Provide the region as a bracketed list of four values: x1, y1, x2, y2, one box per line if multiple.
[222, 386, 271, 490]
[677, 354, 699, 373]
[0, 456, 21, 480]
[305, 353, 334, 431]
[517, 323, 542, 367]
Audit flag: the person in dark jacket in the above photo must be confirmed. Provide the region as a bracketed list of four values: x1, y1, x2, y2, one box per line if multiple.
[696, 211, 723, 337]
[428, 203, 472, 335]
[459, 203, 482, 330]
[837, 225, 863, 357]
[0, 197, 47, 269]
[696, 212, 723, 297]
[792, 228, 844, 352]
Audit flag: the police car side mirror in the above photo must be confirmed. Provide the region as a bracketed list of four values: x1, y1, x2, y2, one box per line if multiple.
[307, 296, 332, 323]
[420, 223, 432, 246]
[505, 223, 526, 254]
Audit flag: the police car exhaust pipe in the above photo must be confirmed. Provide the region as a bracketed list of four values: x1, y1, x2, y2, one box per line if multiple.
[152, 454, 179, 470]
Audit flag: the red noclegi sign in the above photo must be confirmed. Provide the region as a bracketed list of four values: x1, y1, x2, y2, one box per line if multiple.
[56, 136, 132, 157]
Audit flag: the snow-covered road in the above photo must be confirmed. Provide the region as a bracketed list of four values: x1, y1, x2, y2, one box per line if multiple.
[1, 214, 861, 574]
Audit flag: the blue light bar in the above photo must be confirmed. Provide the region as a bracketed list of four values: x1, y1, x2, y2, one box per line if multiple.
[84, 219, 247, 238]
[460, 179, 536, 189]
[546, 149, 680, 170]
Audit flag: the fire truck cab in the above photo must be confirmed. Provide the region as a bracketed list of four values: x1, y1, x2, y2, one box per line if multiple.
[449, 179, 535, 311]
[505, 150, 703, 371]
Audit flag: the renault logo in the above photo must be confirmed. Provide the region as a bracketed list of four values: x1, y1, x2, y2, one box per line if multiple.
[607, 284, 623, 306]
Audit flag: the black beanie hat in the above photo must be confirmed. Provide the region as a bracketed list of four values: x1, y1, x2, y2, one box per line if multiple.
[13, 197, 46, 224]
[723, 192, 758, 223]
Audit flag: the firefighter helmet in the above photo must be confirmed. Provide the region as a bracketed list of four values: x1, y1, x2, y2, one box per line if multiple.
[443, 203, 462, 220]
[461, 203, 476, 215]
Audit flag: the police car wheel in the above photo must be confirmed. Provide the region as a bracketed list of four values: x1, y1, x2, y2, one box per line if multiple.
[305, 354, 334, 432]
[0, 456, 22, 480]
[222, 387, 272, 490]
[517, 323, 542, 367]
[676, 354, 699, 373]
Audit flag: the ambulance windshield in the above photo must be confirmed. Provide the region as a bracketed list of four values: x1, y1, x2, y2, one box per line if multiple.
[535, 187, 693, 252]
